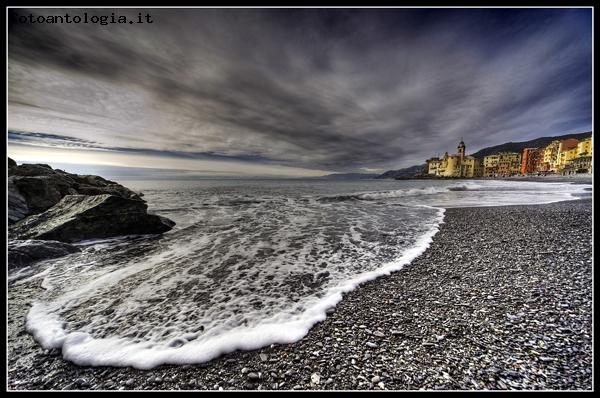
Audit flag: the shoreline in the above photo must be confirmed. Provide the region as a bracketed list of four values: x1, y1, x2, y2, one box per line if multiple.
[7, 198, 592, 390]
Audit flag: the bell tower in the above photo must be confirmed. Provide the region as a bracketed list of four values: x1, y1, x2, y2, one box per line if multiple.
[457, 138, 466, 162]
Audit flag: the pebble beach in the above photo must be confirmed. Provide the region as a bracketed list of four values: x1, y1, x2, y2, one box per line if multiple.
[7, 198, 592, 391]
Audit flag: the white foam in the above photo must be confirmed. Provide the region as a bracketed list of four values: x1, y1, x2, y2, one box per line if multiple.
[26, 207, 445, 369]
[356, 181, 486, 201]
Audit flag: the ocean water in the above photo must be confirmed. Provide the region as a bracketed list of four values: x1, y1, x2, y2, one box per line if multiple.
[15, 179, 591, 369]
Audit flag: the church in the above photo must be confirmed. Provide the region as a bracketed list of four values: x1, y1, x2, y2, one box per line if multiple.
[425, 139, 482, 178]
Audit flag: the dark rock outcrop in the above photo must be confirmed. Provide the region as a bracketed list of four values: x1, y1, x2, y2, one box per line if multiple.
[7, 158, 142, 223]
[8, 240, 81, 269]
[9, 194, 175, 243]
[8, 178, 30, 224]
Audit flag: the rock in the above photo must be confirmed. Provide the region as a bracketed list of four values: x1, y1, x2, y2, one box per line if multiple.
[8, 178, 29, 224]
[8, 239, 81, 269]
[9, 195, 175, 243]
[247, 372, 260, 381]
[366, 342, 378, 348]
[373, 331, 385, 338]
[8, 157, 17, 168]
[75, 378, 90, 387]
[124, 378, 135, 387]
[10, 175, 70, 215]
[311, 373, 320, 385]
[8, 161, 143, 219]
[371, 375, 381, 383]
[259, 353, 268, 362]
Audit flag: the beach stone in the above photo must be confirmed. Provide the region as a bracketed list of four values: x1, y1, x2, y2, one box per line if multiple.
[310, 373, 320, 385]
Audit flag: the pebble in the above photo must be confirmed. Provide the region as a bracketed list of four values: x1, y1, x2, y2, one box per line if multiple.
[311, 373, 320, 385]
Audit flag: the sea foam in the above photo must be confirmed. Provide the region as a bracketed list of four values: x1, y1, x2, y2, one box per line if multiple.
[26, 206, 445, 369]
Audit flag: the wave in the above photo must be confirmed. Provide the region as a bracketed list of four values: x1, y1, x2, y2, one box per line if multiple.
[24, 208, 446, 369]
[318, 183, 483, 202]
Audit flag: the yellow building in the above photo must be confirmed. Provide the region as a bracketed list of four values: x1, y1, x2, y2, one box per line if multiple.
[558, 147, 579, 170]
[426, 140, 481, 178]
[562, 135, 593, 175]
[483, 152, 521, 177]
[542, 140, 561, 172]
[577, 136, 592, 157]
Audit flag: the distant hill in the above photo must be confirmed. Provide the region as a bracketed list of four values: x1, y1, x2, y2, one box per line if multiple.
[317, 172, 380, 180]
[375, 164, 426, 179]
[470, 131, 592, 160]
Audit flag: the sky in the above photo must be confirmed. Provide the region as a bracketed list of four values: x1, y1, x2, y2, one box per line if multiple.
[7, 8, 593, 177]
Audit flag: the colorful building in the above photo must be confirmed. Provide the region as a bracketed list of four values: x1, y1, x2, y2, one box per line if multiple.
[577, 136, 592, 157]
[520, 147, 543, 175]
[542, 140, 561, 172]
[483, 152, 521, 177]
[555, 139, 579, 171]
[562, 136, 593, 175]
[426, 139, 481, 178]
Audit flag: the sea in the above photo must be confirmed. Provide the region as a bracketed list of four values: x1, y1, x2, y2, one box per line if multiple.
[11, 178, 592, 369]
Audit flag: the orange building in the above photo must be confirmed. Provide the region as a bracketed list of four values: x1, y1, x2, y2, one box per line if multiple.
[520, 147, 543, 175]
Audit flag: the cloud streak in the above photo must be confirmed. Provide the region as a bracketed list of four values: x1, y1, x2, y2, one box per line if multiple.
[8, 8, 592, 173]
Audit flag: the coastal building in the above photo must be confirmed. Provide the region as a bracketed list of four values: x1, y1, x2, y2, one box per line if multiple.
[520, 147, 543, 175]
[426, 139, 481, 178]
[577, 136, 592, 157]
[483, 152, 521, 177]
[558, 146, 579, 171]
[426, 157, 441, 176]
[542, 140, 561, 172]
[555, 139, 579, 171]
[562, 136, 593, 175]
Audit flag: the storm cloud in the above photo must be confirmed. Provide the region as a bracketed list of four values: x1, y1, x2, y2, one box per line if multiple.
[8, 8, 592, 174]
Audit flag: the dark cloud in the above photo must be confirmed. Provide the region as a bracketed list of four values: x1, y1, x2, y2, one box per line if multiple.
[8, 8, 592, 172]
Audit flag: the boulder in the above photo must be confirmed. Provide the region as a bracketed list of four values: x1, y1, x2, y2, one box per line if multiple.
[8, 240, 81, 269]
[10, 175, 75, 214]
[9, 194, 175, 243]
[8, 178, 30, 223]
[8, 160, 143, 221]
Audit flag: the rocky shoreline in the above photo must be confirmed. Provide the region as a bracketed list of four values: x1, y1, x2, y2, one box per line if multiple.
[8, 159, 175, 267]
[7, 199, 592, 390]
